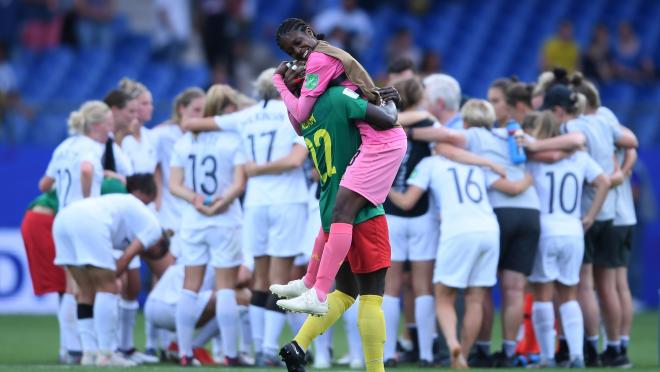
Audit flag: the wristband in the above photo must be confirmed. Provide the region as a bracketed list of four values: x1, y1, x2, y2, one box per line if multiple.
[204, 196, 213, 206]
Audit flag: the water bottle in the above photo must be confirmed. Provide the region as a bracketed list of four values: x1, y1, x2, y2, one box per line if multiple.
[507, 120, 527, 165]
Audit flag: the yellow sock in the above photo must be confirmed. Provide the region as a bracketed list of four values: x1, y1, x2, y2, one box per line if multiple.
[293, 290, 355, 350]
[358, 295, 386, 372]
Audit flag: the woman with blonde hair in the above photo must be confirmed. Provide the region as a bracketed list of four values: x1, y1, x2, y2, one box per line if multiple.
[170, 82, 248, 366]
[183, 70, 309, 366]
[119, 78, 158, 174]
[37, 100, 113, 365]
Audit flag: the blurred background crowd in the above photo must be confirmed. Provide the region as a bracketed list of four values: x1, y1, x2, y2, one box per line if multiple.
[0, 0, 659, 308]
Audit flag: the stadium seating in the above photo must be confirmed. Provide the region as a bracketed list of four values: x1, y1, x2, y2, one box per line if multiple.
[3, 0, 660, 145]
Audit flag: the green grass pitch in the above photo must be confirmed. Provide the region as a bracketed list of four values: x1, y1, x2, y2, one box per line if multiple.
[0, 312, 657, 371]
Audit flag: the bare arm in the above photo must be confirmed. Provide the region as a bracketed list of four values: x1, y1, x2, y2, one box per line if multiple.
[181, 117, 219, 132]
[615, 127, 638, 149]
[525, 132, 585, 152]
[154, 164, 163, 211]
[168, 166, 201, 205]
[115, 239, 144, 277]
[245, 144, 308, 177]
[620, 147, 637, 177]
[199, 165, 247, 215]
[409, 126, 466, 147]
[387, 186, 425, 211]
[436, 143, 506, 178]
[80, 161, 93, 198]
[38, 176, 55, 193]
[582, 174, 611, 231]
[491, 173, 534, 196]
[609, 154, 624, 188]
[526, 150, 572, 163]
[364, 101, 398, 130]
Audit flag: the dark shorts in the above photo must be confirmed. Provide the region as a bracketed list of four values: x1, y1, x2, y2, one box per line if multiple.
[587, 220, 621, 267]
[612, 225, 634, 268]
[494, 208, 541, 276]
[325, 215, 391, 274]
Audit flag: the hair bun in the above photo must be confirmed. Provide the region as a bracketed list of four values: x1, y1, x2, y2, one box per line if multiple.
[552, 68, 569, 85]
[570, 71, 584, 86]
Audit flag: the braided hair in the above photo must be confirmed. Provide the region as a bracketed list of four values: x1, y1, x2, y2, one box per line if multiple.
[275, 18, 325, 51]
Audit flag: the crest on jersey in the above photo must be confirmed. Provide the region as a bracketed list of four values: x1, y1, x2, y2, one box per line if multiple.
[304, 74, 319, 90]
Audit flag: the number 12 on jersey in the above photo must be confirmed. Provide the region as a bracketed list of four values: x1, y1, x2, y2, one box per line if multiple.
[305, 129, 337, 183]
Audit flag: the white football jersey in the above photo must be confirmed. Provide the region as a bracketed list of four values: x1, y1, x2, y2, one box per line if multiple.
[152, 123, 185, 230]
[121, 127, 158, 173]
[171, 131, 246, 230]
[148, 264, 216, 304]
[407, 156, 499, 240]
[213, 100, 308, 206]
[63, 193, 162, 250]
[527, 151, 604, 238]
[45, 135, 104, 209]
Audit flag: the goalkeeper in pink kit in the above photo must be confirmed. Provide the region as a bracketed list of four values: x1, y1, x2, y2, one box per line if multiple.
[270, 18, 407, 315]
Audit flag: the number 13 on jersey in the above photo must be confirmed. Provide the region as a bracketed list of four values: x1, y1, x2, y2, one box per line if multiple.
[305, 129, 337, 183]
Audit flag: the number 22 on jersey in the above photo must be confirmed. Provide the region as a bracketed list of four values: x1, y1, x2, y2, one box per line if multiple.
[305, 129, 337, 183]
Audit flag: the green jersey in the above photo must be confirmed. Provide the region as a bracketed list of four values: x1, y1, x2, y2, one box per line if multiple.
[28, 178, 126, 213]
[301, 87, 384, 231]
[28, 189, 59, 212]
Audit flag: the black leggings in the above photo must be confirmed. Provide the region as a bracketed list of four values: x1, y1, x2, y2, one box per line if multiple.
[334, 261, 387, 299]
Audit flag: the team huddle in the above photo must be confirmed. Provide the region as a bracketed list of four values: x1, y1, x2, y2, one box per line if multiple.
[20, 18, 639, 371]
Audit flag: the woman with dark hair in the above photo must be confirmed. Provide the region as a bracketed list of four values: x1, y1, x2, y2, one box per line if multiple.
[488, 78, 513, 128]
[271, 18, 407, 317]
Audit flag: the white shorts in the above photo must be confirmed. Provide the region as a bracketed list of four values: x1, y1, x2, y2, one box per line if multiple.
[386, 212, 439, 262]
[294, 199, 321, 266]
[144, 290, 213, 331]
[243, 203, 307, 258]
[179, 226, 243, 268]
[528, 235, 583, 286]
[53, 211, 115, 271]
[113, 250, 141, 270]
[433, 231, 499, 288]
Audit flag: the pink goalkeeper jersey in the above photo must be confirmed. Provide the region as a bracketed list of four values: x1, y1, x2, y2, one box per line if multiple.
[287, 51, 405, 145]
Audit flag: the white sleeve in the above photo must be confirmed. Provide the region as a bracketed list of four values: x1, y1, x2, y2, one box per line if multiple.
[45, 155, 57, 178]
[130, 201, 163, 249]
[213, 113, 242, 132]
[169, 142, 185, 167]
[581, 152, 604, 183]
[406, 158, 432, 191]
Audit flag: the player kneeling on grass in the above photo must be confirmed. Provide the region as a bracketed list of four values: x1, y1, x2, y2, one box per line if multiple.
[523, 111, 610, 368]
[52, 174, 170, 367]
[389, 99, 535, 369]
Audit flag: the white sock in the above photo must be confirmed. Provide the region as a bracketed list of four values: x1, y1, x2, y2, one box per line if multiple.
[158, 329, 174, 350]
[193, 319, 220, 348]
[382, 295, 400, 360]
[175, 289, 198, 357]
[621, 335, 629, 348]
[118, 299, 138, 351]
[77, 317, 98, 353]
[94, 292, 119, 353]
[314, 325, 333, 363]
[60, 294, 81, 353]
[532, 301, 555, 361]
[287, 312, 307, 335]
[238, 305, 252, 353]
[559, 300, 584, 360]
[216, 289, 239, 358]
[248, 304, 265, 354]
[145, 317, 159, 351]
[263, 309, 286, 356]
[503, 340, 517, 358]
[212, 334, 223, 357]
[343, 301, 363, 362]
[415, 295, 435, 362]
